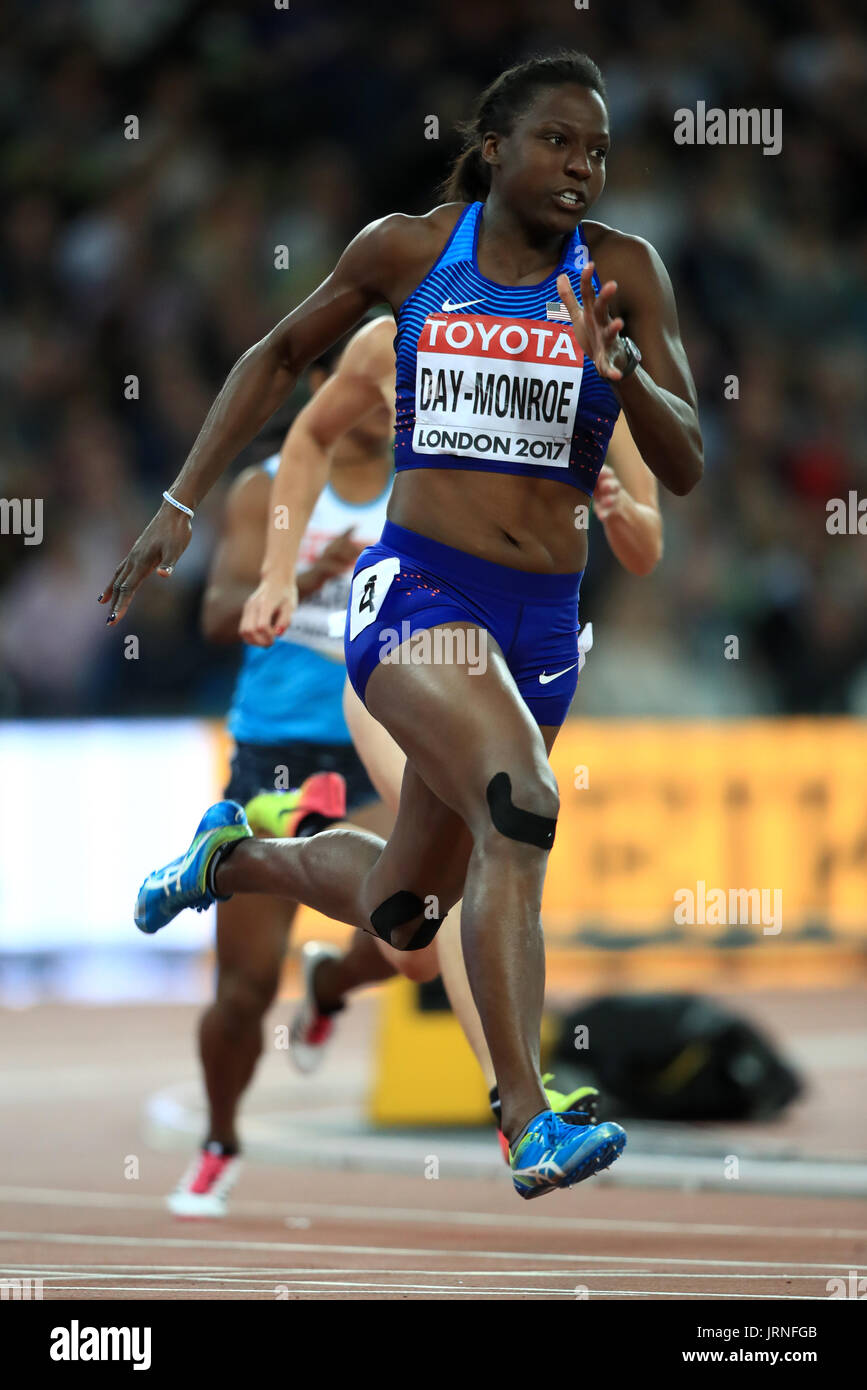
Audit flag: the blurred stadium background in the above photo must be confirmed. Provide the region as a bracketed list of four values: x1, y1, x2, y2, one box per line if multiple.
[1, 0, 866, 1195]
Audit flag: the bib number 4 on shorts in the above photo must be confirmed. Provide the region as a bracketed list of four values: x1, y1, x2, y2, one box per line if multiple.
[349, 556, 400, 640]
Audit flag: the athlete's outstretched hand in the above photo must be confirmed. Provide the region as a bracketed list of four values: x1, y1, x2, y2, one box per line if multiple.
[557, 266, 626, 382]
[98, 505, 192, 624]
[240, 575, 299, 648]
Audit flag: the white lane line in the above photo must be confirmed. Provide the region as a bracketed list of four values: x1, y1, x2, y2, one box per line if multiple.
[42, 1287, 279, 1296]
[1, 1264, 277, 1273]
[0, 1284, 582, 1297]
[32, 1284, 828, 1295]
[2, 1282, 827, 1299]
[0, 1232, 860, 1272]
[0, 1185, 861, 1241]
[199, 1283, 829, 1301]
[4, 1273, 271, 1285]
[0, 1267, 838, 1282]
[251, 1280, 831, 1299]
[35, 1286, 284, 1295]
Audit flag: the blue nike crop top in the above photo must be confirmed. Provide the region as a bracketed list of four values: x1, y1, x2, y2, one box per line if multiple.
[393, 201, 621, 498]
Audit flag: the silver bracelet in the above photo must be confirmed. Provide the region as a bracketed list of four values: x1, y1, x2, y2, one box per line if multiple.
[162, 490, 194, 518]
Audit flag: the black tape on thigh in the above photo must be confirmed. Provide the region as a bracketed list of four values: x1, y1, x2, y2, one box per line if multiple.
[370, 890, 444, 952]
[486, 771, 557, 850]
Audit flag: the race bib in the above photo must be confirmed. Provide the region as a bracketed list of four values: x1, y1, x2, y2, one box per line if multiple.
[348, 556, 400, 640]
[412, 314, 584, 468]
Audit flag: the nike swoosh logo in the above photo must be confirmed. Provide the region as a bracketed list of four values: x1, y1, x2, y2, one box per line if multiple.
[538, 664, 578, 685]
[441, 297, 485, 312]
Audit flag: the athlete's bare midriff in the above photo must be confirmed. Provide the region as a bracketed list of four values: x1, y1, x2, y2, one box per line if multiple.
[388, 467, 590, 573]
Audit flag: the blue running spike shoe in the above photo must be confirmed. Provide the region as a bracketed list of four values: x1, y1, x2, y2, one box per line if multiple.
[135, 801, 252, 935]
[510, 1109, 627, 1200]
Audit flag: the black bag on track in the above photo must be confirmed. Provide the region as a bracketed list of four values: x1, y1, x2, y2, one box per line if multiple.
[555, 993, 802, 1121]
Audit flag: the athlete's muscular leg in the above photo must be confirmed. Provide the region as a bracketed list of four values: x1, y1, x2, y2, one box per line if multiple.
[311, 798, 409, 1013]
[346, 670, 533, 1098]
[339, 688, 442, 983]
[434, 724, 562, 1093]
[434, 907, 496, 1088]
[204, 798, 426, 1146]
[213, 629, 554, 1141]
[343, 676, 482, 1029]
[313, 796, 439, 1014]
[363, 625, 557, 1142]
[200, 889, 295, 1150]
[215, 820, 386, 922]
[213, 785, 469, 951]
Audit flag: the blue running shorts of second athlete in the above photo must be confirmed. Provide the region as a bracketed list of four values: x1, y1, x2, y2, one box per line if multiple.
[344, 520, 584, 727]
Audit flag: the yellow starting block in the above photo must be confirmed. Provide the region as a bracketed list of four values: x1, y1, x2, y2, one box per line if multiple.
[368, 975, 558, 1127]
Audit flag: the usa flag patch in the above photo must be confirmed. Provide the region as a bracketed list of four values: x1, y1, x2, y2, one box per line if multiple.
[545, 301, 572, 321]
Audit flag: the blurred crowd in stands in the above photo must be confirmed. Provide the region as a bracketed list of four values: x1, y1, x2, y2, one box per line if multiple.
[1, 0, 865, 718]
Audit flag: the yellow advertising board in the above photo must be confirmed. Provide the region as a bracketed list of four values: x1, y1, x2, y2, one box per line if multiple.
[544, 719, 866, 944]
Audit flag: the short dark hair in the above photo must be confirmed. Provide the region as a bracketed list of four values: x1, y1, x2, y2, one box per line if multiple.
[441, 51, 607, 204]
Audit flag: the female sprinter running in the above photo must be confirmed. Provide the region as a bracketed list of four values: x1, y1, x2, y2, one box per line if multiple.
[242, 312, 663, 1151]
[104, 52, 701, 1199]
[172, 314, 645, 1217]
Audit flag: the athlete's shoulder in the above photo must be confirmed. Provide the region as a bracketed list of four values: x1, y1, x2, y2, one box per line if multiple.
[363, 202, 468, 256]
[346, 204, 470, 303]
[581, 221, 671, 282]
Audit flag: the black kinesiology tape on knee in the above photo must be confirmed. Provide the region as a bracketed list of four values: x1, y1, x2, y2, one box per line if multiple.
[486, 772, 557, 850]
[369, 889, 444, 953]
